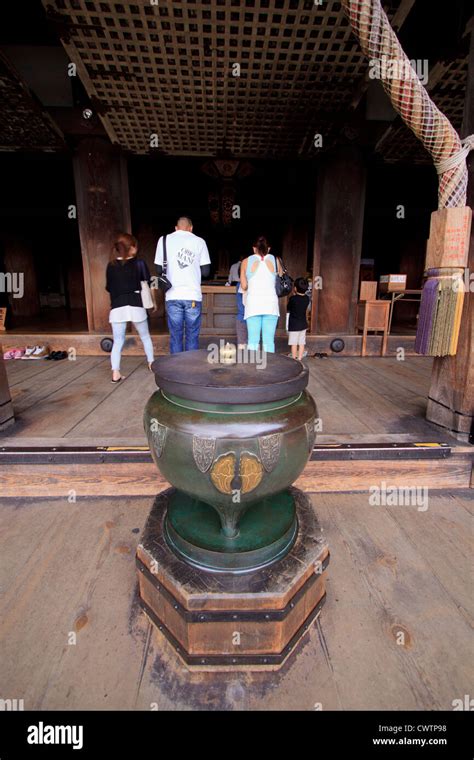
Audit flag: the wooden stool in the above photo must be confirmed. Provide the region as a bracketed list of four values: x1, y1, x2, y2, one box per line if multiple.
[356, 300, 390, 356]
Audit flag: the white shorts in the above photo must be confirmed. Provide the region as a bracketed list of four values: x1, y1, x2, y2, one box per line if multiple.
[288, 329, 306, 346]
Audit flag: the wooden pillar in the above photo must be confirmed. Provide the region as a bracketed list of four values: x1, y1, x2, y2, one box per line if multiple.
[3, 232, 40, 318]
[73, 138, 131, 332]
[281, 220, 308, 281]
[280, 219, 308, 330]
[426, 24, 474, 442]
[310, 146, 366, 334]
[0, 347, 14, 430]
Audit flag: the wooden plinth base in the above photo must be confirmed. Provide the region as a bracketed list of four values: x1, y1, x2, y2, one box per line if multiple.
[136, 487, 329, 670]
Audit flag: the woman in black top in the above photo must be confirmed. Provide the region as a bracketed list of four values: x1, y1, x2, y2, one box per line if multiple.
[287, 277, 310, 360]
[106, 233, 156, 383]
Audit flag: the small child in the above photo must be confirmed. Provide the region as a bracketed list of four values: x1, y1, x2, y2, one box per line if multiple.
[287, 277, 310, 360]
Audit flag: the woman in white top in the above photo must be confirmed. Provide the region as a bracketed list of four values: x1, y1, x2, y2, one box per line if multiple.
[240, 235, 282, 353]
[105, 233, 156, 383]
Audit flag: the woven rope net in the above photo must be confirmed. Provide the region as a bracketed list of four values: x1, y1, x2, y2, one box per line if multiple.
[341, 0, 473, 209]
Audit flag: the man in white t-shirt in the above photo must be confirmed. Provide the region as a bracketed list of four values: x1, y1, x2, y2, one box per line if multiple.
[155, 216, 211, 353]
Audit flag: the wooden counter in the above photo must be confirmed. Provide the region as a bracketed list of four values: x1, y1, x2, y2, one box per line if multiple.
[201, 285, 237, 334]
[200, 284, 287, 335]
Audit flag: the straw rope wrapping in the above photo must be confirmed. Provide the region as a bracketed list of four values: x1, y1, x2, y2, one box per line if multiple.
[341, 0, 473, 208]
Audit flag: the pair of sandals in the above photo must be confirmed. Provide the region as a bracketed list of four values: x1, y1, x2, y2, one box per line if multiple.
[45, 351, 68, 361]
[111, 363, 153, 384]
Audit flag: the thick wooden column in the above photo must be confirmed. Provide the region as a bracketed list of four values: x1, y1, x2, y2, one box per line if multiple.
[73, 138, 131, 332]
[310, 146, 366, 334]
[3, 232, 40, 319]
[426, 26, 474, 442]
[282, 220, 308, 281]
[0, 347, 14, 430]
[280, 219, 308, 329]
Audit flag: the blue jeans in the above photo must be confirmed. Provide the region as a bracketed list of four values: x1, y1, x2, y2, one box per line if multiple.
[246, 314, 278, 353]
[166, 299, 202, 353]
[236, 291, 245, 322]
[111, 319, 154, 371]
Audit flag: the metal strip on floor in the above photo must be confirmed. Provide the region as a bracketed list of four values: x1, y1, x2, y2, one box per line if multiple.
[0, 441, 453, 465]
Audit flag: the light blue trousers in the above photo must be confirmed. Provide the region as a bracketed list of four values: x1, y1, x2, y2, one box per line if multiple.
[246, 314, 278, 353]
[111, 320, 154, 371]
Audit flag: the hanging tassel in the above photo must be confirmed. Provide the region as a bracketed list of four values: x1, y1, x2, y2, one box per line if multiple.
[415, 268, 465, 356]
[415, 276, 438, 354]
[415, 207, 471, 357]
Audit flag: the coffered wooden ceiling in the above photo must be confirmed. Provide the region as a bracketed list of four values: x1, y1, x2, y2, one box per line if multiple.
[0, 0, 466, 161]
[41, 0, 410, 157]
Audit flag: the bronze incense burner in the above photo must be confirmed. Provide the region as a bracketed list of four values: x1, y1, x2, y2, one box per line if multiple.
[144, 349, 316, 571]
[137, 348, 329, 669]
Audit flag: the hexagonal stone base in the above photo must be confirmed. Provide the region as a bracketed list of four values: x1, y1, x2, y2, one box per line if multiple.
[136, 487, 329, 670]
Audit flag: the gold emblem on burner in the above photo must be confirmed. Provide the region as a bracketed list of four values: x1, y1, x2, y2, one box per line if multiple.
[239, 453, 263, 494]
[209, 451, 264, 495]
[210, 453, 236, 494]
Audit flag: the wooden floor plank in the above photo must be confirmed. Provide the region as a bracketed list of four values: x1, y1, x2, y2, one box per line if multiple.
[313, 492, 474, 710]
[333, 356, 429, 405]
[308, 362, 387, 434]
[0, 452, 471, 497]
[5, 359, 61, 386]
[386, 492, 474, 625]
[307, 367, 374, 435]
[68, 361, 156, 438]
[0, 491, 471, 710]
[450, 492, 474, 515]
[329, 359, 448, 439]
[339, 357, 427, 402]
[327, 358, 446, 438]
[0, 496, 152, 710]
[6, 357, 143, 438]
[306, 493, 430, 709]
[309, 359, 427, 435]
[357, 357, 435, 395]
[0, 355, 468, 447]
[10, 357, 106, 415]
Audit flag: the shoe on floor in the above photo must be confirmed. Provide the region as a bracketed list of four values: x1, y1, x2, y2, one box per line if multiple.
[3, 348, 25, 359]
[21, 346, 37, 359]
[29, 345, 50, 359]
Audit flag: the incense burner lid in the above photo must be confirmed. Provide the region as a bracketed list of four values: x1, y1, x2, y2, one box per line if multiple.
[151, 349, 308, 404]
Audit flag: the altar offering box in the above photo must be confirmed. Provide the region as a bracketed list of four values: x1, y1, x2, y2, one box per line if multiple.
[379, 274, 407, 293]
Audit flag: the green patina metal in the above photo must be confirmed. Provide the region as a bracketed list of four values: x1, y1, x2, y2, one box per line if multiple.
[164, 489, 297, 571]
[144, 351, 317, 571]
[159, 391, 303, 415]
